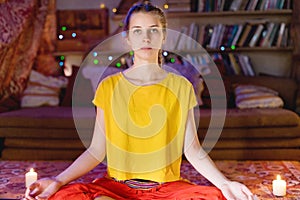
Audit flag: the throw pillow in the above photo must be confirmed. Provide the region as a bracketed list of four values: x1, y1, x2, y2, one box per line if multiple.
[234, 84, 284, 109]
[21, 70, 68, 107]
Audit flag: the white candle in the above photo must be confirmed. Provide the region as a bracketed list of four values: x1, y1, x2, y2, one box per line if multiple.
[272, 175, 286, 196]
[25, 168, 38, 188]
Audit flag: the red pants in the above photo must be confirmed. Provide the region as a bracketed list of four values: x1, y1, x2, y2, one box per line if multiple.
[49, 177, 226, 200]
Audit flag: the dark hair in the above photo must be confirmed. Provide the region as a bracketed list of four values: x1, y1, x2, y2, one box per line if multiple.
[123, 1, 167, 66]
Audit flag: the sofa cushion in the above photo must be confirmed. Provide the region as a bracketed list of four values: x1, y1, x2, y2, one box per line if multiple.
[197, 108, 300, 128]
[234, 84, 284, 109]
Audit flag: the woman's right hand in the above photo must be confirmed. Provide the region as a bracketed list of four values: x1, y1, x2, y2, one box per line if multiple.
[24, 177, 63, 200]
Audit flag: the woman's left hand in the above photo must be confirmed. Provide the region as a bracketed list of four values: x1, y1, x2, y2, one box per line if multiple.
[220, 181, 255, 200]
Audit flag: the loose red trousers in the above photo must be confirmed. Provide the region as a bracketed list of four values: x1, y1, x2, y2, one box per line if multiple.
[49, 177, 226, 200]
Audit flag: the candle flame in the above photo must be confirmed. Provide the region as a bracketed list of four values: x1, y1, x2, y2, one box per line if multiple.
[30, 168, 35, 172]
[276, 175, 281, 180]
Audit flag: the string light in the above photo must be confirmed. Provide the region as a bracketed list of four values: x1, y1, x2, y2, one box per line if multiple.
[58, 34, 64, 40]
[163, 51, 168, 57]
[93, 59, 99, 65]
[163, 4, 169, 9]
[220, 46, 225, 51]
[59, 61, 64, 67]
[108, 56, 113, 61]
[93, 52, 98, 57]
[116, 62, 121, 68]
[60, 55, 65, 61]
[170, 58, 175, 63]
[231, 45, 236, 50]
[112, 8, 117, 13]
[72, 32, 77, 38]
[61, 26, 67, 31]
[100, 3, 105, 9]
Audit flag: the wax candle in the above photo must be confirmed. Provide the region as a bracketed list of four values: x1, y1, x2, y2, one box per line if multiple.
[25, 168, 38, 188]
[272, 175, 286, 196]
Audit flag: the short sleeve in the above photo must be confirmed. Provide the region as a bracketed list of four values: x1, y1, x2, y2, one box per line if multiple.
[188, 83, 198, 109]
[92, 81, 105, 108]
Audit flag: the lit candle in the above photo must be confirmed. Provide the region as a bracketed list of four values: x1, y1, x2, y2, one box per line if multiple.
[25, 168, 38, 188]
[272, 175, 286, 196]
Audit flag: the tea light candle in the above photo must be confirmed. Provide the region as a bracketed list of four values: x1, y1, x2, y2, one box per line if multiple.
[25, 168, 38, 188]
[272, 175, 286, 196]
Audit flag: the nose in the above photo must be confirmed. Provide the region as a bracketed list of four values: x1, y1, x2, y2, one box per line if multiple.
[142, 30, 151, 43]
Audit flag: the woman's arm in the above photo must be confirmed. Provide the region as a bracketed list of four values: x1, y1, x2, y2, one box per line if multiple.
[26, 107, 106, 199]
[184, 108, 254, 200]
[183, 108, 229, 188]
[54, 107, 106, 185]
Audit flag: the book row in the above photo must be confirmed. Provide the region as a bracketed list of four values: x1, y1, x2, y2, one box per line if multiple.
[191, 0, 293, 12]
[174, 21, 291, 50]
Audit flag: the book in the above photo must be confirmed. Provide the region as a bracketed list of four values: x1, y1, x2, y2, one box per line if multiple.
[276, 22, 286, 47]
[237, 23, 252, 47]
[249, 24, 264, 47]
[259, 22, 275, 47]
[231, 24, 244, 47]
[228, 53, 241, 75]
[229, 0, 243, 11]
[268, 23, 280, 46]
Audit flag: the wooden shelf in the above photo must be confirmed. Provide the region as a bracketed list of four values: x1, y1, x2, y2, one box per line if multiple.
[112, 9, 292, 21]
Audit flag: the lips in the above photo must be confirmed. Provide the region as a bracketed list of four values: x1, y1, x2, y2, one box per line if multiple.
[140, 47, 153, 50]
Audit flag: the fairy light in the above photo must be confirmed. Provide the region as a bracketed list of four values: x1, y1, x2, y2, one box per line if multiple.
[163, 4, 169, 9]
[60, 55, 65, 61]
[93, 52, 98, 57]
[93, 59, 99, 65]
[170, 58, 175, 63]
[71, 32, 77, 38]
[163, 51, 168, 57]
[112, 8, 117, 13]
[116, 62, 121, 68]
[58, 34, 64, 40]
[61, 26, 67, 31]
[108, 56, 113, 61]
[100, 3, 105, 9]
[231, 45, 236, 50]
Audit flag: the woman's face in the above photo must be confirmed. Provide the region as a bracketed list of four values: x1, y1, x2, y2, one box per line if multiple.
[127, 12, 164, 62]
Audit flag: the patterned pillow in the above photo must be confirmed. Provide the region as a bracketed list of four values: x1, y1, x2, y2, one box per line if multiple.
[21, 70, 68, 107]
[234, 84, 284, 109]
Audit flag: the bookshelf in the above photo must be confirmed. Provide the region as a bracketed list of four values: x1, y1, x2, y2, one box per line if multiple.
[113, 0, 300, 78]
[165, 9, 294, 77]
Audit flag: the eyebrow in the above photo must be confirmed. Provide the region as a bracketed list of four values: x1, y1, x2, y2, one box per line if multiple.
[131, 25, 160, 29]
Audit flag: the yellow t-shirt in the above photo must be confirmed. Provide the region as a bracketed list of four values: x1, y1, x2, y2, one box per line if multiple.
[92, 72, 197, 183]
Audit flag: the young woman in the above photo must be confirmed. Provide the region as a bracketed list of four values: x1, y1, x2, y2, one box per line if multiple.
[25, 2, 254, 200]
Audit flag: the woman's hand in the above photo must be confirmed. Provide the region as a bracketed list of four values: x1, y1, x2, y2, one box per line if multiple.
[24, 177, 63, 200]
[220, 181, 255, 200]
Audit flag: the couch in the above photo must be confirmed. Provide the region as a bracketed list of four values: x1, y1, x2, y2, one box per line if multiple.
[0, 68, 299, 160]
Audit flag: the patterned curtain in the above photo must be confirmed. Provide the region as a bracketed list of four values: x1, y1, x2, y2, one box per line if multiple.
[0, 0, 55, 111]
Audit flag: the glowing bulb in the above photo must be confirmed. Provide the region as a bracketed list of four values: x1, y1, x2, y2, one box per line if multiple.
[231, 45, 236, 50]
[72, 32, 77, 38]
[61, 26, 67, 31]
[93, 52, 98, 57]
[93, 59, 99, 65]
[58, 34, 64, 40]
[163, 51, 168, 57]
[60, 55, 65, 61]
[108, 56, 113, 61]
[220, 46, 225, 51]
[116, 62, 121, 68]
[59, 61, 64, 67]
[100, 3, 105, 9]
[112, 8, 117, 13]
[170, 58, 175, 63]
[164, 4, 169, 9]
